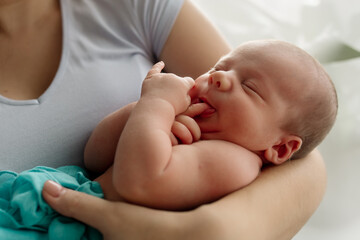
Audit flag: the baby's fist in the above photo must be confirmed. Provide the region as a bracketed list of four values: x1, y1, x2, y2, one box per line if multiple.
[141, 62, 195, 114]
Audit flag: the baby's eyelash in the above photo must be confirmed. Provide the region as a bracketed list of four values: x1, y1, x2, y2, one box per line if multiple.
[242, 80, 265, 101]
[243, 82, 254, 92]
[241, 79, 256, 92]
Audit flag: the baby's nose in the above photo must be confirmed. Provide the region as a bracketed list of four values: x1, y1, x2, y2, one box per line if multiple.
[208, 72, 231, 91]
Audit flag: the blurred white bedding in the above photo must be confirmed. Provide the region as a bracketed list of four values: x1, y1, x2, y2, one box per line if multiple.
[193, 0, 360, 239]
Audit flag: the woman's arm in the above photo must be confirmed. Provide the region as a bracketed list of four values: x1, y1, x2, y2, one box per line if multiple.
[159, 0, 231, 78]
[43, 149, 326, 240]
[84, 102, 136, 173]
[202, 149, 327, 240]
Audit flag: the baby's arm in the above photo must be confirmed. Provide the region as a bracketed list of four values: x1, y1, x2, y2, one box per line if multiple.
[84, 101, 202, 173]
[112, 62, 194, 198]
[112, 62, 261, 210]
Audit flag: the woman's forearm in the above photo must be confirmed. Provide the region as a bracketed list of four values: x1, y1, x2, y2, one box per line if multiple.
[84, 102, 136, 173]
[199, 149, 327, 240]
[43, 149, 326, 239]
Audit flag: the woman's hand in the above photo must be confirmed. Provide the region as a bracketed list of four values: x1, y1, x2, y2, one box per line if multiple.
[42, 180, 220, 240]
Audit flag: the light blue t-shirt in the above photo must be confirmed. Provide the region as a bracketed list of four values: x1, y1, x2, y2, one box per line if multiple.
[0, 0, 184, 172]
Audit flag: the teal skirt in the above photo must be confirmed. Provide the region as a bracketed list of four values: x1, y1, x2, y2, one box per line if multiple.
[0, 166, 103, 240]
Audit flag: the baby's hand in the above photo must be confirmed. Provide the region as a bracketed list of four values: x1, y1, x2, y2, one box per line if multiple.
[141, 62, 195, 115]
[170, 103, 209, 145]
[170, 115, 200, 145]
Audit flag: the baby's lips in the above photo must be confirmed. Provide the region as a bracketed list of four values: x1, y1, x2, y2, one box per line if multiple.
[191, 97, 200, 104]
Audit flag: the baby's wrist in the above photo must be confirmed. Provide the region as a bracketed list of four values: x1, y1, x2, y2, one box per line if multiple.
[138, 96, 177, 115]
[141, 92, 189, 115]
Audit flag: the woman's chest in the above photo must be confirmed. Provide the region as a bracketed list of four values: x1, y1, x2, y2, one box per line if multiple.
[0, 52, 153, 172]
[0, 9, 62, 101]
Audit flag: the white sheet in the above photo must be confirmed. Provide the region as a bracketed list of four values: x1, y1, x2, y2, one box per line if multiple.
[193, 0, 360, 239]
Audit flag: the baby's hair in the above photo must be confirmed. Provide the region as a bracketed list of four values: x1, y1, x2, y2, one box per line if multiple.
[280, 43, 338, 159]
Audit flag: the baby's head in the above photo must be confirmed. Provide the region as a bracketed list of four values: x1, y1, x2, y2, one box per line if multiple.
[193, 39, 337, 164]
[255, 40, 338, 161]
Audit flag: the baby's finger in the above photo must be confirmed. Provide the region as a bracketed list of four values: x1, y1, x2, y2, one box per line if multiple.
[175, 115, 201, 142]
[183, 77, 195, 90]
[171, 121, 193, 144]
[169, 132, 179, 146]
[145, 61, 165, 79]
[182, 103, 209, 118]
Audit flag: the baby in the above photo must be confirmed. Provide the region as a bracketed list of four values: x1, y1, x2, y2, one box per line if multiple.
[86, 39, 338, 210]
[0, 40, 337, 239]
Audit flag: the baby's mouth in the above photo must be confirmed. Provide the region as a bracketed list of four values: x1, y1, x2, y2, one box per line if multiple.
[195, 98, 216, 118]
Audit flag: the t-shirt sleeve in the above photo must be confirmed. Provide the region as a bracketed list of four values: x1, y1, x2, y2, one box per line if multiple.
[131, 0, 184, 59]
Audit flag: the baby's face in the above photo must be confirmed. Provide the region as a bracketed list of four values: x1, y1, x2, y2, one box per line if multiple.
[192, 40, 315, 152]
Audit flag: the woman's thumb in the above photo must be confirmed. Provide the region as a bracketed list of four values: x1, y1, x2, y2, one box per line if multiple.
[42, 180, 110, 232]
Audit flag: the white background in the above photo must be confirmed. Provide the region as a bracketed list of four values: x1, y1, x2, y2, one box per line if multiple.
[193, 0, 360, 239]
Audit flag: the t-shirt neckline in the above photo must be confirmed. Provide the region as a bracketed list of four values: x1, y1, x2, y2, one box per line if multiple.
[0, 0, 69, 106]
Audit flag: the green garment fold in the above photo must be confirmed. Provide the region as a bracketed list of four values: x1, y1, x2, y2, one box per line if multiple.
[0, 166, 103, 240]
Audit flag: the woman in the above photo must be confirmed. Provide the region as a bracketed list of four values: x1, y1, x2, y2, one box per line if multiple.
[1, 0, 326, 239]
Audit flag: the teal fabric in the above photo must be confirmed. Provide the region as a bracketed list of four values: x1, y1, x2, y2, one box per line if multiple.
[0, 166, 103, 240]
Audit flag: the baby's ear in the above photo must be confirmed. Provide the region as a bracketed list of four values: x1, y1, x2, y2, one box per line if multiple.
[264, 136, 302, 165]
